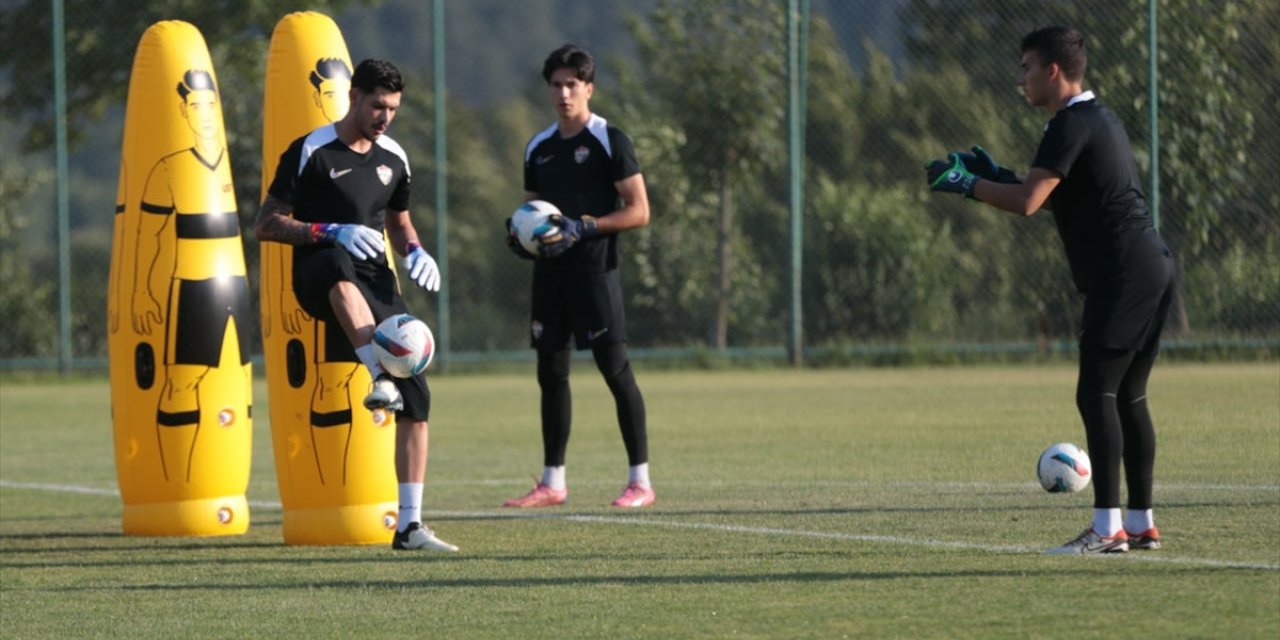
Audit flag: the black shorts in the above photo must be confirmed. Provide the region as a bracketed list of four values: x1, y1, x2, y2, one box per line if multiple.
[530, 266, 627, 351]
[1080, 230, 1175, 352]
[293, 246, 431, 421]
[168, 276, 252, 367]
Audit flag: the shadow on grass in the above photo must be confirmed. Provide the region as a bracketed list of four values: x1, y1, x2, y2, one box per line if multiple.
[1, 545, 872, 569]
[430, 497, 1280, 522]
[38, 564, 1245, 593]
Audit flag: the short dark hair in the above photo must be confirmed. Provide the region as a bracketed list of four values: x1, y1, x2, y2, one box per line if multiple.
[310, 57, 352, 90]
[351, 59, 403, 94]
[1021, 26, 1087, 81]
[542, 44, 595, 84]
[177, 69, 217, 99]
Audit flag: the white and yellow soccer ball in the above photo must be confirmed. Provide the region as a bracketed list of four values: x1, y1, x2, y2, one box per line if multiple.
[1037, 442, 1092, 493]
[510, 199, 561, 255]
[372, 314, 434, 378]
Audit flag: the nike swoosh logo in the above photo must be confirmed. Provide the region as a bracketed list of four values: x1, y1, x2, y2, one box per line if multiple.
[329, 168, 353, 179]
[1086, 540, 1126, 553]
[536, 155, 554, 165]
[587, 328, 609, 340]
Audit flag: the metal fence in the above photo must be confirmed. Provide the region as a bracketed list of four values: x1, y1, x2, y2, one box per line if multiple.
[2, 0, 1276, 371]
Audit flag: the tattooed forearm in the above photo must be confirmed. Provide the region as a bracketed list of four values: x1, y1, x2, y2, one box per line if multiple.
[254, 193, 312, 246]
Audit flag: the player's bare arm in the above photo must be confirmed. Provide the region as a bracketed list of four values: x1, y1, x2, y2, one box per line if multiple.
[385, 209, 419, 255]
[255, 193, 311, 245]
[601, 173, 650, 233]
[974, 168, 1061, 217]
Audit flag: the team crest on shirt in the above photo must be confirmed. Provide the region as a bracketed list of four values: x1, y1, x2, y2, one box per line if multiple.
[376, 164, 393, 185]
[531, 320, 543, 339]
[574, 146, 590, 164]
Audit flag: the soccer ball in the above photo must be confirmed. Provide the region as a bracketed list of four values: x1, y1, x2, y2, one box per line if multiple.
[510, 199, 560, 254]
[1037, 442, 1092, 493]
[372, 314, 434, 378]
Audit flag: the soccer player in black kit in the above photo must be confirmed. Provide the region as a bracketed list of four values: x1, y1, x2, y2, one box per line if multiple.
[256, 59, 456, 552]
[927, 27, 1174, 554]
[502, 44, 655, 509]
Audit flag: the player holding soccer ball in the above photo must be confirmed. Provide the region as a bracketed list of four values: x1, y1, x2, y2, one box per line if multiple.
[256, 59, 456, 552]
[502, 44, 656, 509]
[926, 27, 1174, 555]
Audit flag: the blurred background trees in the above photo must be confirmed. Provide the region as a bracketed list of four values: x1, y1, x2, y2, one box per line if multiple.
[1, 0, 1275, 364]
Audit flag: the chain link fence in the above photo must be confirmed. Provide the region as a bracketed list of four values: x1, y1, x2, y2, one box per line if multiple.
[2, 0, 1276, 370]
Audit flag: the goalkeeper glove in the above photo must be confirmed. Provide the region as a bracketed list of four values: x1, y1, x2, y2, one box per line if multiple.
[404, 242, 441, 291]
[958, 146, 1019, 184]
[311, 223, 385, 260]
[926, 152, 980, 199]
[504, 217, 537, 260]
[540, 213, 598, 258]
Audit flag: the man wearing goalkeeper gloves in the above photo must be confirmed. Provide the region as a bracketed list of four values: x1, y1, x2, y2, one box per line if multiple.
[926, 27, 1173, 556]
[256, 59, 456, 552]
[502, 44, 656, 509]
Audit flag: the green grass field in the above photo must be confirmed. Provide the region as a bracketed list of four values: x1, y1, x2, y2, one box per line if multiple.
[2, 363, 1278, 639]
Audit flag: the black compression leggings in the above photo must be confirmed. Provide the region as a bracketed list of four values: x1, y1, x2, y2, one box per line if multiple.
[536, 343, 648, 467]
[1076, 345, 1159, 510]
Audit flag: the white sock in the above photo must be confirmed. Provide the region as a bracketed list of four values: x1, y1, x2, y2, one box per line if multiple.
[628, 463, 650, 488]
[542, 466, 566, 491]
[397, 482, 423, 532]
[1093, 508, 1122, 536]
[355, 344, 386, 379]
[1125, 509, 1155, 533]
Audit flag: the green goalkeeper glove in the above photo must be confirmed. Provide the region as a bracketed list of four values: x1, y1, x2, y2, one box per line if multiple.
[926, 152, 980, 199]
[958, 146, 1019, 184]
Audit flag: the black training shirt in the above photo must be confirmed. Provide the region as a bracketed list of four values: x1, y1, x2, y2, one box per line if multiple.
[268, 124, 411, 274]
[524, 114, 641, 271]
[1033, 96, 1152, 292]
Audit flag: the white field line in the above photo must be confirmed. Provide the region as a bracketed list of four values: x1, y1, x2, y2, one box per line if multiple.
[5, 478, 1278, 492]
[3, 479, 1277, 571]
[0, 481, 285, 510]
[542, 513, 1280, 572]
[424, 478, 1280, 492]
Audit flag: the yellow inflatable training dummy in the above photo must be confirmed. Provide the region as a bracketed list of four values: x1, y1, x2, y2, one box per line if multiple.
[260, 11, 399, 545]
[108, 20, 252, 536]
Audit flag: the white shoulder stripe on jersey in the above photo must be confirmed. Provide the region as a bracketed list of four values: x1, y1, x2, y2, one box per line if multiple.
[376, 134, 411, 177]
[298, 124, 339, 176]
[524, 122, 559, 163]
[524, 114, 614, 162]
[586, 114, 612, 158]
[296, 124, 411, 177]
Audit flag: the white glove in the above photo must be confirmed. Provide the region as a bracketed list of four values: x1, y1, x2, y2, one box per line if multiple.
[405, 244, 441, 291]
[324, 223, 384, 260]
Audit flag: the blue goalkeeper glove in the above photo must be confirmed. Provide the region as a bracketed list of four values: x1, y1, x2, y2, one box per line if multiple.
[539, 213, 598, 258]
[926, 152, 980, 199]
[957, 146, 1019, 184]
[404, 242, 441, 291]
[311, 223, 385, 260]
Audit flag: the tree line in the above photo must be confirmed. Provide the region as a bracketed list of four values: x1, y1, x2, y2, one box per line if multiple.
[1, 0, 1275, 362]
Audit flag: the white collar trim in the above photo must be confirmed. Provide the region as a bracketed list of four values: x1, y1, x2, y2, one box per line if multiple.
[1066, 90, 1096, 107]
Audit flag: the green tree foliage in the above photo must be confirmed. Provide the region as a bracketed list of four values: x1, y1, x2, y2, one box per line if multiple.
[0, 165, 56, 358]
[900, 0, 1280, 336]
[0, 0, 370, 360]
[0, 1, 363, 153]
[802, 13, 1070, 344]
[627, 0, 788, 348]
[388, 72, 543, 351]
[804, 177, 959, 343]
[2, 1, 1274, 362]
